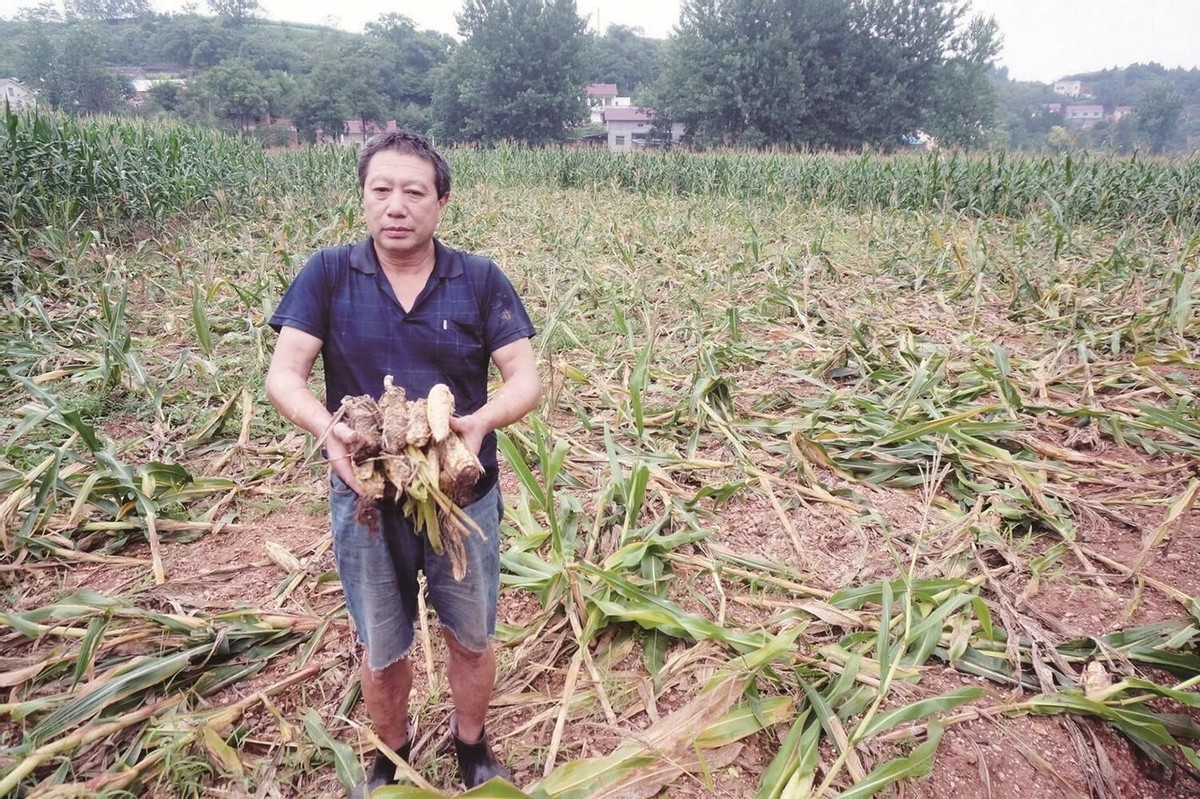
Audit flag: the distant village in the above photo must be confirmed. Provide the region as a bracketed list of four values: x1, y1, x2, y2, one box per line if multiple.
[2, 67, 684, 151]
[0, 70, 1144, 151]
[1044, 79, 1133, 128]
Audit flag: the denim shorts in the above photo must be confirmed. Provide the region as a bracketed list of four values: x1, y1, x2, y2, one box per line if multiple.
[329, 473, 503, 671]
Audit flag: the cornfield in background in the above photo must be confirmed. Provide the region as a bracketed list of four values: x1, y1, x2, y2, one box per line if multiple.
[2, 106, 1199, 797]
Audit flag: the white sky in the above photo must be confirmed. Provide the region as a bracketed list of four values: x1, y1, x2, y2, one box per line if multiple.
[2, 0, 1197, 83]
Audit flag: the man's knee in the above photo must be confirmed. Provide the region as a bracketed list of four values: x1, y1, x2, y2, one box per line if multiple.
[442, 626, 490, 659]
[363, 653, 412, 681]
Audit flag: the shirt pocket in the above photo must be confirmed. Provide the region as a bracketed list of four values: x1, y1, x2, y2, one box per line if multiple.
[445, 319, 487, 374]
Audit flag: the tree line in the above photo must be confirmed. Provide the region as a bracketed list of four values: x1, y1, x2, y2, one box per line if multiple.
[2, 0, 1195, 153]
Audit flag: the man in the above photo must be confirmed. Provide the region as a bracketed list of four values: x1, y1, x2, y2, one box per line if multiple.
[266, 130, 540, 796]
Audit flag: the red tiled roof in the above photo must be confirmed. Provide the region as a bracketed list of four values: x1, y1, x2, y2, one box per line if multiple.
[603, 107, 654, 123]
[344, 119, 399, 135]
[587, 83, 618, 97]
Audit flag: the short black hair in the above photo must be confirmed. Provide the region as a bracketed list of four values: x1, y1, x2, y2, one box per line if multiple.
[357, 130, 451, 199]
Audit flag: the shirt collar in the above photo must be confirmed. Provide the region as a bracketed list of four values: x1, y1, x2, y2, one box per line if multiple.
[349, 237, 463, 279]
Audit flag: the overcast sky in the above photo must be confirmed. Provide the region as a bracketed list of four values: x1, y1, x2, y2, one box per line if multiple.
[2, 0, 1197, 83]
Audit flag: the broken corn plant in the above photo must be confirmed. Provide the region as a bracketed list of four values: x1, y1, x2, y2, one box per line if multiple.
[3, 110, 1200, 796]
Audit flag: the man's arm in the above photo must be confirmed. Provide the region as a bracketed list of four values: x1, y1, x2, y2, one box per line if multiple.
[450, 337, 541, 455]
[266, 325, 361, 492]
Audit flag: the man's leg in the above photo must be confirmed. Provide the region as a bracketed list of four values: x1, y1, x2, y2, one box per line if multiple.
[330, 474, 422, 796]
[361, 655, 413, 749]
[425, 486, 509, 786]
[442, 629, 494, 744]
[443, 629, 509, 788]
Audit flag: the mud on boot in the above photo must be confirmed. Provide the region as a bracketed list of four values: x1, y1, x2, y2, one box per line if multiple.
[349, 740, 412, 799]
[450, 713, 511, 789]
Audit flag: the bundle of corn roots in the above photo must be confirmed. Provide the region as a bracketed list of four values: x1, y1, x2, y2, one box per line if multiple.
[337, 378, 483, 579]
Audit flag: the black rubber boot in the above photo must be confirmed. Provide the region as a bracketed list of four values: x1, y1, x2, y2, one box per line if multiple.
[349, 740, 412, 798]
[451, 715, 511, 789]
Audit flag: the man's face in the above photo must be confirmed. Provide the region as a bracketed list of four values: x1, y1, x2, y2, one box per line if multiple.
[362, 150, 448, 266]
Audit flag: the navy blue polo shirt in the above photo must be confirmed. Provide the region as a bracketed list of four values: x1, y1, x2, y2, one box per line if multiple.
[270, 237, 536, 493]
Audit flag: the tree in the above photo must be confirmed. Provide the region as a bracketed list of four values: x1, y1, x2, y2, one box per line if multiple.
[428, 53, 477, 142]
[237, 30, 302, 72]
[42, 24, 129, 113]
[590, 25, 665, 97]
[147, 81, 182, 113]
[1136, 83, 1184, 154]
[154, 14, 226, 65]
[262, 69, 298, 120]
[15, 1, 62, 22]
[207, 0, 261, 27]
[17, 25, 55, 89]
[988, 70, 1058, 151]
[64, 0, 151, 21]
[658, 0, 859, 148]
[431, 0, 590, 145]
[337, 46, 389, 134]
[657, 0, 998, 150]
[365, 13, 455, 108]
[1046, 125, 1074, 154]
[924, 14, 1001, 148]
[200, 57, 268, 129]
[291, 45, 389, 142]
[293, 72, 347, 141]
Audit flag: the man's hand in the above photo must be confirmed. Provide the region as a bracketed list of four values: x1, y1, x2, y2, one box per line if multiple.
[449, 413, 488, 456]
[446, 338, 541, 454]
[326, 421, 362, 494]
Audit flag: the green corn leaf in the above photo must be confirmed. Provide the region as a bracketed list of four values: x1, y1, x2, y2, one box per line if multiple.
[872, 405, 999, 447]
[696, 696, 794, 748]
[630, 337, 652, 438]
[1026, 693, 1181, 762]
[192, 282, 213, 356]
[835, 723, 944, 799]
[71, 613, 110, 688]
[1120, 678, 1200, 709]
[902, 593, 975, 666]
[497, 430, 548, 510]
[755, 708, 819, 799]
[855, 686, 987, 741]
[831, 578, 968, 611]
[800, 681, 841, 745]
[301, 708, 362, 790]
[621, 462, 650, 538]
[33, 644, 209, 742]
[419, 778, 532, 797]
[643, 628, 667, 690]
[876, 578, 894, 682]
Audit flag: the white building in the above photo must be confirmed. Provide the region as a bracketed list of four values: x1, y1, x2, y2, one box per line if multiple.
[1053, 80, 1082, 98]
[601, 107, 683, 152]
[1, 78, 37, 111]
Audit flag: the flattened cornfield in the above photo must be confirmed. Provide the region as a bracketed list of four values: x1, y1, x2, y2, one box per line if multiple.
[2, 110, 1199, 798]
